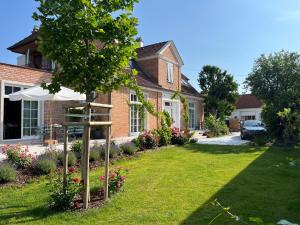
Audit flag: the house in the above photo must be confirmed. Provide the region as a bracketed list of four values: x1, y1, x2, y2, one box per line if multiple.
[0, 30, 204, 143]
[230, 94, 263, 121]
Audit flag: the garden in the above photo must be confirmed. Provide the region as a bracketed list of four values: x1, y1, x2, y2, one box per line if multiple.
[1, 143, 300, 225]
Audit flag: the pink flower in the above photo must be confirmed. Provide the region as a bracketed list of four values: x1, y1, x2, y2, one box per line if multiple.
[99, 175, 105, 181]
[116, 181, 121, 188]
[120, 176, 126, 181]
[117, 166, 123, 170]
[25, 146, 29, 152]
[111, 173, 117, 178]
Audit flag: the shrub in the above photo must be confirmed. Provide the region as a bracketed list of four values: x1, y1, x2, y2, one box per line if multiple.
[0, 164, 16, 183]
[204, 114, 229, 138]
[33, 159, 57, 175]
[99, 166, 128, 195]
[252, 134, 272, 146]
[39, 149, 59, 162]
[136, 131, 158, 150]
[89, 150, 100, 162]
[57, 151, 77, 166]
[153, 111, 173, 146]
[189, 138, 198, 144]
[48, 167, 82, 210]
[170, 127, 189, 145]
[2, 144, 35, 169]
[120, 143, 138, 155]
[99, 144, 121, 160]
[71, 140, 83, 159]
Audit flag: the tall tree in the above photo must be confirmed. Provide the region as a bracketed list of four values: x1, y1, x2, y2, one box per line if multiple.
[198, 65, 238, 120]
[33, 0, 140, 102]
[245, 50, 300, 139]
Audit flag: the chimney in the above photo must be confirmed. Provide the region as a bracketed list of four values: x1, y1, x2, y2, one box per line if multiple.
[136, 37, 144, 48]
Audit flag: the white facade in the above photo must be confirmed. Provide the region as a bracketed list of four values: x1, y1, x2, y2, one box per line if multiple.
[230, 107, 262, 121]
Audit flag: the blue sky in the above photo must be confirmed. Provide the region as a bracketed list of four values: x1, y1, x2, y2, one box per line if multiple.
[1, 0, 300, 93]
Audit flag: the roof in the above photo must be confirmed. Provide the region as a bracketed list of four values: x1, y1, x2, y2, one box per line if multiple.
[236, 94, 263, 109]
[130, 60, 162, 89]
[8, 31, 39, 53]
[136, 41, 168, 58]
[181, 73, 201, 97]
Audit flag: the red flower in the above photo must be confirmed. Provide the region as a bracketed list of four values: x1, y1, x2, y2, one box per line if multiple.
[116, 181, 121, 188]
[73, 177, 80, 183]
[99, 175, 105, 181]
[68, 167, 76, 173]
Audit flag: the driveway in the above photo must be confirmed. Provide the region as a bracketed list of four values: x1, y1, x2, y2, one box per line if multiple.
[196, 132, 249, 146]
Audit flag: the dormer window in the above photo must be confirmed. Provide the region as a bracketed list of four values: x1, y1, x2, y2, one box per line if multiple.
[167, 62, 174, 83]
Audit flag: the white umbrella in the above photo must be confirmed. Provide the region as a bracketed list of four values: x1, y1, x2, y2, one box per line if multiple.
[9, 85, 86, 101]
[9, 85, 86, 146]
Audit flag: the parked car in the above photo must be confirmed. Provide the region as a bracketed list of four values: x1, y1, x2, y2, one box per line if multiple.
[240, 120, 267, 140]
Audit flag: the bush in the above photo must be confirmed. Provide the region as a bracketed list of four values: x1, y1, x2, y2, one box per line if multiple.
[189, 138, 198, 144]
[120, 143, 138, 155]
[99, 166, 128, 195]
[154, 111, 173, 146]
[57, 151, 77, 166]
[48, 167, 82, 210]
[0, 164, 16, 183]
[252, 135, 272, 146]
[135, 131, 158, 150]
[89, 150, 100, 162]
[99, 144, 121, 160]
[40, 149, 59, 160]
[33, 159, 57, 175]
[71, 140, 83, 159]
[2, 144, 35, 169]
[204, 114, 229, 138]
[171, 135, 189, 145]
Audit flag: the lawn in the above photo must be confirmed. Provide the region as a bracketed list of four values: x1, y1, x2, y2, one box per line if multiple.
[0, 144, 300, 225]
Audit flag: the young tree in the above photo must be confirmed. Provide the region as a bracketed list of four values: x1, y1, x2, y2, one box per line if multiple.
[33, 0, 140, 102]
[245, 51, 300, 140]
[198, 65, 238, 120]
[33, 0, 142, 208]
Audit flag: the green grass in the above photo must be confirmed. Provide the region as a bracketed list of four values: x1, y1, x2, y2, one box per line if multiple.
[0, 144, 300, 225]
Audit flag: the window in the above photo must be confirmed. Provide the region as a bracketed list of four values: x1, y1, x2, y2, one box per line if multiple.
[23, 101, 39, 136]
[241, 115, 256, 121]
[189, 102, 196, 129]
[130, 92, 146, 134]
[5, 85, 21, 95]
[167, 62, 174, 83]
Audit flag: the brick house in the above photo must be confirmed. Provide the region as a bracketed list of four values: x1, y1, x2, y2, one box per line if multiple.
[0, 30, 204, 143]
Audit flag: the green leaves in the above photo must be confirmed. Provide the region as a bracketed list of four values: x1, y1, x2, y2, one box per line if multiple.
[246, 51, 300, 140]
[34, 0, 140, 100]
[198, 65, 238, 120]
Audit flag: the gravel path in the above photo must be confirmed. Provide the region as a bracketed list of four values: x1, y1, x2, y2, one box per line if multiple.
[196, 132, 249, 146]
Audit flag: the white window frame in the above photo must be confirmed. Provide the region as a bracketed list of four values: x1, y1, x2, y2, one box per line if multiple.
[129, 91, 147, 136]
[189, 102, 196, 130]
[167, 62, 174, 83]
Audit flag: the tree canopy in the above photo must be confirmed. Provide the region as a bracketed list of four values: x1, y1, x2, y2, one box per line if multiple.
[198, 65, 238, 120]
[245, 50, 300, 140]
[33, 0, 140, 101]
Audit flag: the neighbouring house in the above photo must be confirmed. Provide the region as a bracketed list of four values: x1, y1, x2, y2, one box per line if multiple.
[230, 94, 263, 121]
[0, 30, 204, 143]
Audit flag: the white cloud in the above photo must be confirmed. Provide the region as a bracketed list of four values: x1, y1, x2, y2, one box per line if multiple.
[275, 10, 300, 22]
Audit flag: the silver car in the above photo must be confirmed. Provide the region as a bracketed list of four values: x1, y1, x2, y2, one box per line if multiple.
[240, 120, 267, 140]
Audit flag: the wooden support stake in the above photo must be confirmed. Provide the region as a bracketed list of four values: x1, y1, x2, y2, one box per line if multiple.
[104, 124, 111, 201]
[63, 126, 68, 192]
[104, 103, 112, 201]
[83, 106, 91, 209]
